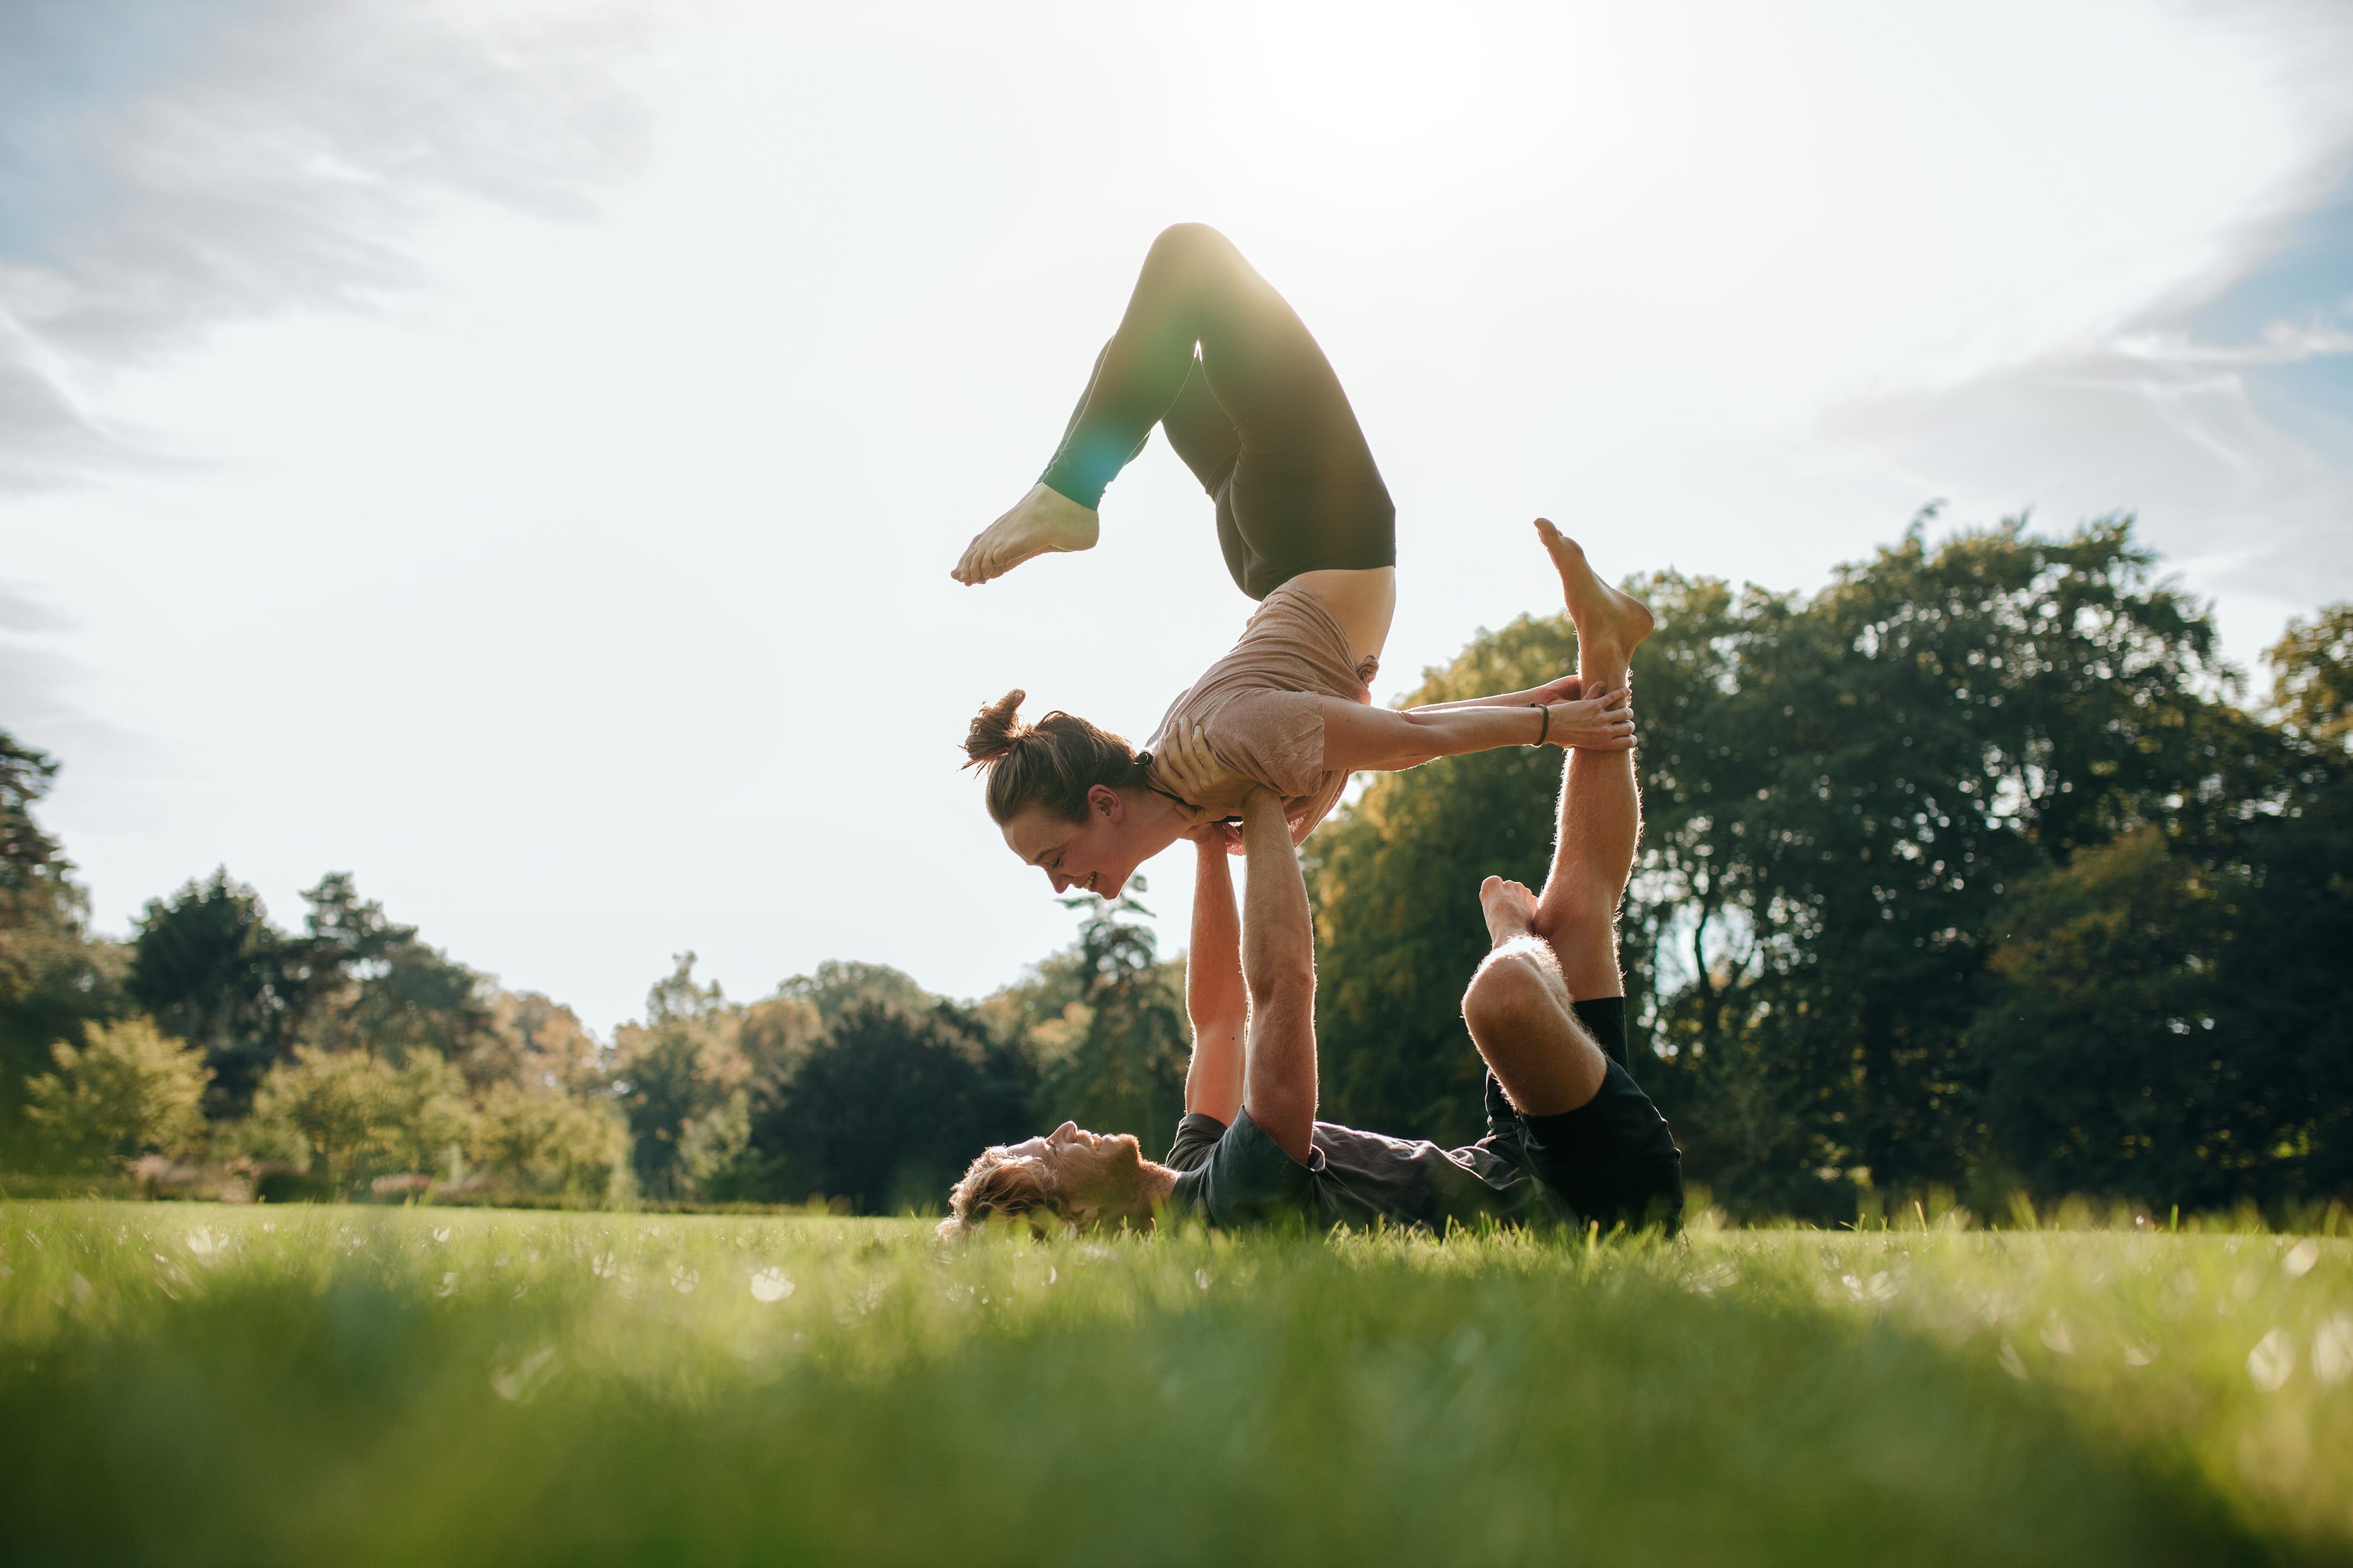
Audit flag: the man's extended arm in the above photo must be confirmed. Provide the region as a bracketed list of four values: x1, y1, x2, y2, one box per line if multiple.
[1237, 783, 1317, 1163]
[1183, 831, 1245, 1124]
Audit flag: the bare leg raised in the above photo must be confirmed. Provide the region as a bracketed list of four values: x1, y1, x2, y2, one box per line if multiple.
[1460, 524, 1652, 1111]
[1522, 518, 1649, 996]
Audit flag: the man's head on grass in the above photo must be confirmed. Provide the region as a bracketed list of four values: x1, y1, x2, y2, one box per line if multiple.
[939, 1123, 1171, 1238]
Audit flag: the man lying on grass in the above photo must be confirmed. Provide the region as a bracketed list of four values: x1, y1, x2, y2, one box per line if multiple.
[942, 596, 1683, 1235]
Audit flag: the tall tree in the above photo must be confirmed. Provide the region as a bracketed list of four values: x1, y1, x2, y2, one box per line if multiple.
[742, 998, 1035, 1214]
[0, 732, 124, 1143]
[1308, 517, 2245, 1215]
[127, 871, 290, 1117]
[608, 953, 749, 1200]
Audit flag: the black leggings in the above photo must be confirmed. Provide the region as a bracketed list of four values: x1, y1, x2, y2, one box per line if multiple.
[1039, 224, 1396, 601]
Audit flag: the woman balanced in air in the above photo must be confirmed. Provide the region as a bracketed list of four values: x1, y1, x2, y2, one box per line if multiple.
[954, 223, 1653, 896]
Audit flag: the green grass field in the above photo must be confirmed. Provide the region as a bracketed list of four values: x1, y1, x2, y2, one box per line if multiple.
[2, 1202, 2348, 1566]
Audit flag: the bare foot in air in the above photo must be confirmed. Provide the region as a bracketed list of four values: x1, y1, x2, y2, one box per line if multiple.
[1533, 518, 1654, 692]
[952, 483, 1101, 585]
[1480, 875, 1541, 948]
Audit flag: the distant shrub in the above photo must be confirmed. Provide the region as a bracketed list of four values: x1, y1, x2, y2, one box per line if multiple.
[23, 1016, 211, 1171]
[467, 1082, 628, 1200]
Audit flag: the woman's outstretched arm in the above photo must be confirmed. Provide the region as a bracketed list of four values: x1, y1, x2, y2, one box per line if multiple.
[1406, 672, 1582, 715]
[1182, 829, 1245, 1125]
[1318, 687, 1633, 775]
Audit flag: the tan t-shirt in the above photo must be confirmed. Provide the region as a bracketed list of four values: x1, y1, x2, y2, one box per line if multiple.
[1144, 581, 1379, 845]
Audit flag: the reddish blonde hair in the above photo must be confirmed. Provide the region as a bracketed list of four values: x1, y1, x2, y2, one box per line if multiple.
[938, 1146, 1065, 1238]
[960, 689, 1149, 826]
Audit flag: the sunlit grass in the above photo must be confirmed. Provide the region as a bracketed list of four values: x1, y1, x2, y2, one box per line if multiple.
[2, 1201, 2347, 1566]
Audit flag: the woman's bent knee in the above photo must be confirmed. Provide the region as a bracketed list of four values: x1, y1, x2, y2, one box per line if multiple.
[1148, 222, 1240, 277]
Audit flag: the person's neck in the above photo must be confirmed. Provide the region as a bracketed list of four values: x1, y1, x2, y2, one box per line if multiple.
[1122, 1161, 1180, 1229]
[1083, 1161, 1181, 1233]
[1123, 785, 1195, 859]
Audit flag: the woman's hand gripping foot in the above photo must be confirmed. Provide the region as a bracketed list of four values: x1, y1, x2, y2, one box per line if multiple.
[1541, 686, 1636, 751]
[952, 482, 1101, 585]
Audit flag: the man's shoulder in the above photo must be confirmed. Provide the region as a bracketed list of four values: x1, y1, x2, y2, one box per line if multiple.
[1165, 1111, 1230, 1173]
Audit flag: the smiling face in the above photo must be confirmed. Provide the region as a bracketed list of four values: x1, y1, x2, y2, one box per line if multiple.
[1001, 788, 1151, 899]
[1012, 1122, 1149, 1222]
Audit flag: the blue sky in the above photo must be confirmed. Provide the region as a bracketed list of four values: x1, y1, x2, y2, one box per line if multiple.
[2192, 181, 2353, 437]
[2, 0, 2349, 1031]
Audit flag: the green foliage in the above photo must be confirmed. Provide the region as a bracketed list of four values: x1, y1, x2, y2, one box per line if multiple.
[1970, 829, 2258, 1202]
[609, 954, 749, 1201]
[480, 991, 605, 1097]
[129, 870, 502, 1117]
[1309, 517, 2316, 1217]
[8, 1203, 2352, 1563]
[1029, 886, 1190, 1155]
[776, 959, 932, 1024]
[0, 732, 126, 1152]
[127, 870, 293, 1114]
[247, 1047, 473, 1193]
[22, 1018, 210, 1170]
[738, 999, 1034, 1213]
[10, 536, 2346, 1223]
[2268, 602, 2353, 751]
[468, 1082, 631, 1199]
[1964, 602, 2353, 1208]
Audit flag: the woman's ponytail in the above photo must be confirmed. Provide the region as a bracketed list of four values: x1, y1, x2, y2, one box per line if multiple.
[963, 689, 1030, 768]
[958, 689, 1146, 826]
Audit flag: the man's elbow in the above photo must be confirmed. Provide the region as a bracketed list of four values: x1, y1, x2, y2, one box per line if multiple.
[1243, 957, 1316, 1006]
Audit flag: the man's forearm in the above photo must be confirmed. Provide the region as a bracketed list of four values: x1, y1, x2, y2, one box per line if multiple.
[1239, 792, 1314, 997]
[1239, 786, 1317, 1160]
[1184, 834, 1245, 1122]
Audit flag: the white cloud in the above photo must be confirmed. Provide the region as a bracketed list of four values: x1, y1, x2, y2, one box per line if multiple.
[0, 0, 644, 488]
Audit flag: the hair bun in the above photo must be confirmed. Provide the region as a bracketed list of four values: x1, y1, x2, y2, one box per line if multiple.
[962, 689, 1030, 768]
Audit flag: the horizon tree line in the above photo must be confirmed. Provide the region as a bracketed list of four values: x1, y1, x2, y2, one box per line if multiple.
[3, 512, 2346, 1217]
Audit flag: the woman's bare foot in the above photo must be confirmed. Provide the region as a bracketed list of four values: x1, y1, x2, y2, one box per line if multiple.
[1533, 518, 1654, 691]
[952, 483, 1100, 585]
[1480, 875, 1541, 947]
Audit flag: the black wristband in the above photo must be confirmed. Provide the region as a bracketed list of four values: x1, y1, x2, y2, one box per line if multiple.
[1527, 703, 1550, 747]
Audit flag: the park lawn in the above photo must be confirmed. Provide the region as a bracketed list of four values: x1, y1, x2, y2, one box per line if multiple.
[1, 1202, 2348, 1567]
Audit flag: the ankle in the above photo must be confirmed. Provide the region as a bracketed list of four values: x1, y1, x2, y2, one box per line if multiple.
[1576, 657, 1629, 694]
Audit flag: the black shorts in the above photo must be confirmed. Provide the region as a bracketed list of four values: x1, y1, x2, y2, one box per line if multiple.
[1481, 997, 1685, 1234]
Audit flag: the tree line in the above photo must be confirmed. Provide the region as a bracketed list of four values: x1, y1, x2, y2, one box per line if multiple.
[1309, 514, 2351, 1220]
[4, 513, 2346, 1218]
[0, 740, 1189, 1209]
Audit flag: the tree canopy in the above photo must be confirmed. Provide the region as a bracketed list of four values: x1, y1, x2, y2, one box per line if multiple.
[1309, 518, 2348, 1218]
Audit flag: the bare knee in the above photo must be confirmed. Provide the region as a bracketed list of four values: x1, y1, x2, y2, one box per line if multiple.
[1461, 941, 1567, 1042]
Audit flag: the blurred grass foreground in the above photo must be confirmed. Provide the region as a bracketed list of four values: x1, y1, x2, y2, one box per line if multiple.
[4, 1203, 2351, 1566]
